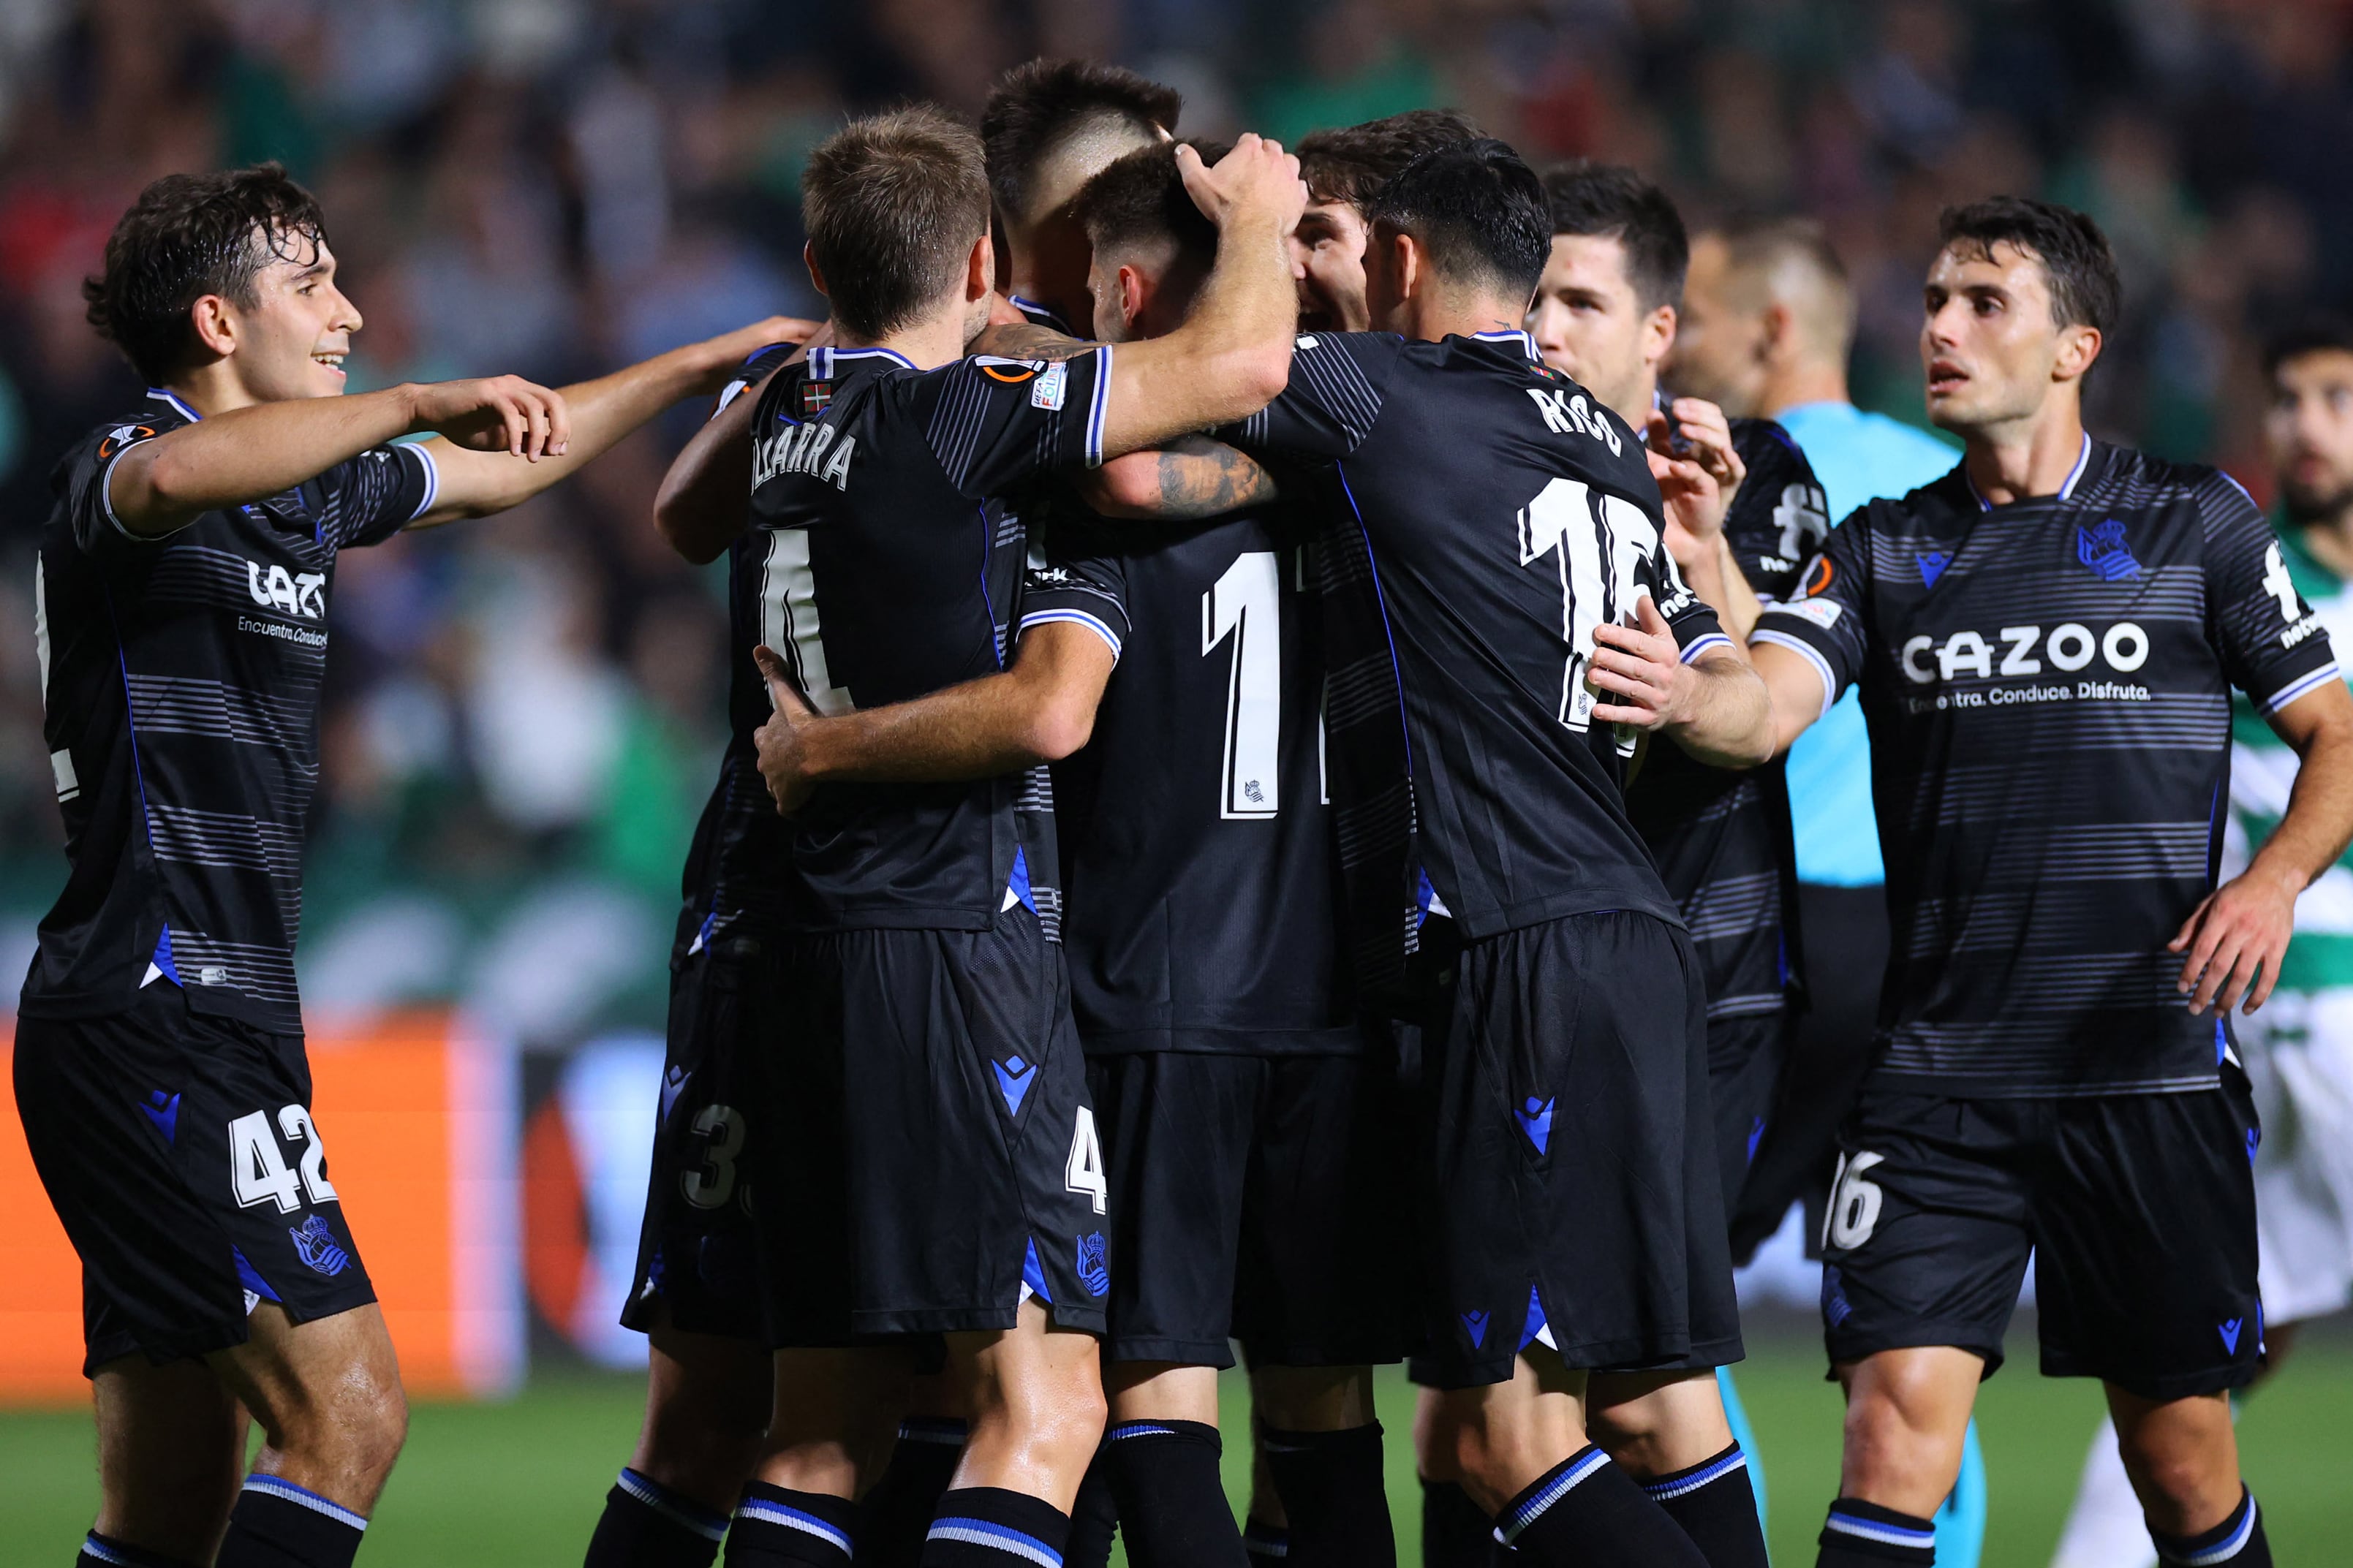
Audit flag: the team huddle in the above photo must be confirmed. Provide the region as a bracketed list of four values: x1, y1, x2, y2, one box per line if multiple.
[20, 52, 2353, 1568]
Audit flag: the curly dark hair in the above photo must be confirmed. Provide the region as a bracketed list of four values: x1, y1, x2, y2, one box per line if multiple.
[1296, 109, 1482, 211]
[84, 162, 329, 385]
[1935, 196, 2120, 338]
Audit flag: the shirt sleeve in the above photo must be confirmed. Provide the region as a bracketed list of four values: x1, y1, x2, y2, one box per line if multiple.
[922, 348, 1115, 497]
[2202, 470, 2339, 714]
[1750, 504, 1873, 716]
[1223, 332, 1406, 463]
[1017, 515, 1131, 663]
[66, 420, 178, 553]
[1647, 524, 1731, 663]
[718, 343, 798, 414]
[1725, 419, 1829, 601]
[320, 441, 439, 549]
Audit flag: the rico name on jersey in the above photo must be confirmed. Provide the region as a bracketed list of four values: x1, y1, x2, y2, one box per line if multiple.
[1752, 437, 2341, 1096]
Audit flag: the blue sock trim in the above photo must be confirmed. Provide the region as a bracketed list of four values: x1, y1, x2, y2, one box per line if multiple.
[2157, 1491, 2258, 1566]
[616, 1468, 729, 1542]
[736, 1497, 854, 1554]
[1243, 1520, 1290, 1558]
[1825, 1506, 1935, 1549]
[1106, 1421, 1181, 1442]
[929, 1515, 1065, 1565]
[1500, 1446, 1611, 1543]
[899, 1417, 971, 1445]
[241, 1474, 368, 1531]
[1642, 1447, 1748, 1501]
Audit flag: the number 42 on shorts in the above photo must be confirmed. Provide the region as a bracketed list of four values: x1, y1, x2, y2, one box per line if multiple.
[228, 1104, 339, 1213]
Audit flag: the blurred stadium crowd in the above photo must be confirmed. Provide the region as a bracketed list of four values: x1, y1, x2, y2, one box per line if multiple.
[1, 0, 2348, 1041]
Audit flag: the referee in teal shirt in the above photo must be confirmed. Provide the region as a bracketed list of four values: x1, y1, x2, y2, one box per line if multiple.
[1674, 216, 1984, 1568]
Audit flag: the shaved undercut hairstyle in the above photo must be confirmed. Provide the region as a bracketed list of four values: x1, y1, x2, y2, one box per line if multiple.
[801, 107, 992, 341]
[85, 162, 328, 384]
[1366, 138, 1552, 303]
[1079, 139, 1231, 273]
[983, 58, 1182, 229]
[1701, 213, 1856, 356]
[1541, 160, 1688, 311]
[1296, 108, 1483, 212]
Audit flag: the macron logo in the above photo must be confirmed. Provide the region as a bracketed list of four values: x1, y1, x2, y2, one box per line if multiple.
[248, 560, 326, 620]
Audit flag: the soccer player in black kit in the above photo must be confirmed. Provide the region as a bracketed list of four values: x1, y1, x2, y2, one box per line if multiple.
[654, 110, 1307, 1568]
[16, 164, 800, 1568]
[1218, 140, 1774, 1568]
[1724, 200, 2353, 1568]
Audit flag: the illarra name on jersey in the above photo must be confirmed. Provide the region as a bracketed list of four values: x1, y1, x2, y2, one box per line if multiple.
[1223, 330, 1728, 975]
[739, 342, 1111, 935]
[1753, 437, 2341, 1097]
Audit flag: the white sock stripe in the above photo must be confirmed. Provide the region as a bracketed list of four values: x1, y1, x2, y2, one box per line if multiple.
[615, 1471, 728, 1542]
[242, 1474, 369, 1531]
[1824, 1512, 1935, 1548]
[738, 1499, 855, 1553]
[1643, 1450, 1748, 1501]
[1106, 1423, 1179, 1442]
[2164, 1498, 2258, 1566]
[927, 1519, 1063, 1567]
[1501, 1449, 1611, 1542]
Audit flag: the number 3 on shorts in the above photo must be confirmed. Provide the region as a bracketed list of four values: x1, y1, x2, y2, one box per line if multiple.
[1065, 1106, 1108, 1215]
[1825, 1150, 1886, 1250]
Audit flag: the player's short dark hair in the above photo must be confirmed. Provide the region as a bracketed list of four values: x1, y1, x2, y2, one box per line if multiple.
[1935, 196, 2120, 338]
[982, 58, 1182, 228]
[1078, 139, 1230, 273]
[83, 162, 329, 385]
[1541, 160, 1688, 311]
[1296, 108, 1483, 211]
[2262, 314, 2353, 382]
[802, 107, 991, 342]
[1364, 138, 1551, 303]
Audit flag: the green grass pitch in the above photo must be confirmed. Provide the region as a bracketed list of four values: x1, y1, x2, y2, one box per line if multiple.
[4, 1330, 2349, 1565]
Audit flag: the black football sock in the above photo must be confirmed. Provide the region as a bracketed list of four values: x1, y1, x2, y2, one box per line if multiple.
[858, 1420, 971, 1568]
[1641, 1444, 1768, 1568]
[723, 1483, 856, 1567]
[2153, 1488, 2269, 1567]
[922, 1488, 1072, 1567]
[1418, 1477, 1497, 1568]
[1497, 1446, 1708, 1567]
[1261, 1424, 1395, 1568]
[78, 1532, 202, 1568]
[586, 1467, 731, 1568]
[1062, 1457, 1120, 1568]
[1098, 1420, 1247, 1568]
[1815, 1498, 1935, 1567]
[214, 1477, 366, 1568]
[1242, 1519, 1290, 1564]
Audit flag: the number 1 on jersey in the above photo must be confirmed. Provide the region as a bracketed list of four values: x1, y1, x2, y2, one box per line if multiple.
[1204, 550, 1282, 819]
[1518, 478, 1659, 749]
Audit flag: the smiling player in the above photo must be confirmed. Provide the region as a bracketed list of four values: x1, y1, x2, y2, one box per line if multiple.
[16, 162, 796, 1568]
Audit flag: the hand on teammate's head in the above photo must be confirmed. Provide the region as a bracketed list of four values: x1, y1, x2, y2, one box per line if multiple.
[1176, 133, 1307, 237]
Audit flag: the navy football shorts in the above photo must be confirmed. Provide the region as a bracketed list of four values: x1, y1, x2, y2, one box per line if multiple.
[622, 927, 772, 1340]
[1408, 910, 1744, 1387]
[749, 901, 1110, 1345]
[1086, 1039, 1412, 1369]
[14, 985, 375, 1374]
[1820, 1069, 2265, 1400]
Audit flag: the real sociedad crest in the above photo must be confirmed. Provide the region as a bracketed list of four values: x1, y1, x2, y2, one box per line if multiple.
[2076, 519, 2141, 581]
[290, 1214, 351, 1276]
[1076, 1232, 1109, 1298]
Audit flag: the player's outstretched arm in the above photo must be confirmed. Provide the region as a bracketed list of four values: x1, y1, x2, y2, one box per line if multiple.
[749, 627, 1115, 815]
[104, 376, 571, 537]
[652, 326, 828, 564]
[2173, 678, 2353, 1016]
[411, 315, 820, 527]
[1079, 435, 1281, 519]
[1590, 596, 1775, 768]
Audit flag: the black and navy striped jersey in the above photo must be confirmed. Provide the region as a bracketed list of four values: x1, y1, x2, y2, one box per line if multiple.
[1628, 417, 1825, 1026]
[739, 341, 1113, 934]
[1225, 330, 1728, 981]
[1753, 437, 2341, 1095]
[1019, 500, 1359, 1055]
[24, 389, 439, 1034]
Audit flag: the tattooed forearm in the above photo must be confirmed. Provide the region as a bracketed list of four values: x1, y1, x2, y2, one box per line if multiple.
[965, 322, 1103, 363]
[1148, 436, 1282, 517]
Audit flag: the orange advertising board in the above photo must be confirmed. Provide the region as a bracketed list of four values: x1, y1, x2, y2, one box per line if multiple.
[0, 1012, 521, 1406]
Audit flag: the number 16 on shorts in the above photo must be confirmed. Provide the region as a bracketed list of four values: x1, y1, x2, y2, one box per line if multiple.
[1826, 1150, 1886, 1250]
